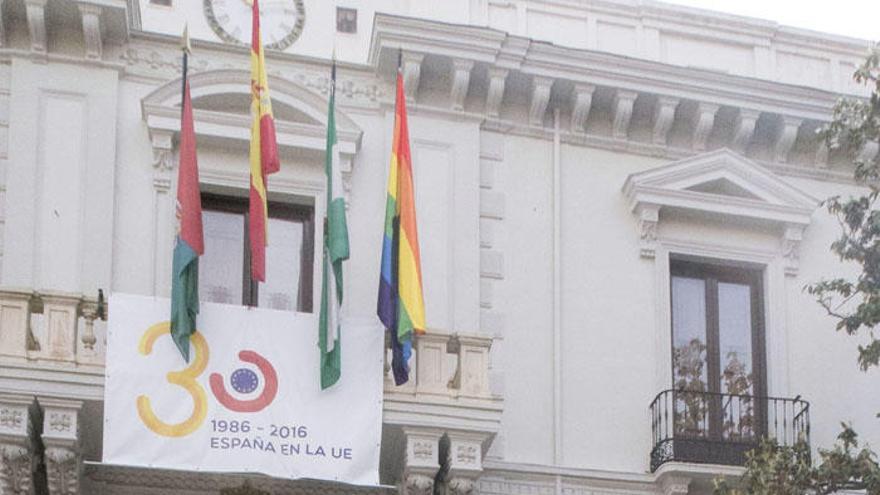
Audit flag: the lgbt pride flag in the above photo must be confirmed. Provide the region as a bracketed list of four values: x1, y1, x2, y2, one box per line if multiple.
[378, 56, 426, 385]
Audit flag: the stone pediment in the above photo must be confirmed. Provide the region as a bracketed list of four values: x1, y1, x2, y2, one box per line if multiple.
[622, 149, 819, 272]
[623, 148, 818, 227]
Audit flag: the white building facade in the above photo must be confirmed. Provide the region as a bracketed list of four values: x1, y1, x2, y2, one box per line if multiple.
[0, 0, 877, 493]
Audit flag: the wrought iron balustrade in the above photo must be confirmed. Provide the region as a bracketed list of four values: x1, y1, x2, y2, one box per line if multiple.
[650, 389, 810, 471]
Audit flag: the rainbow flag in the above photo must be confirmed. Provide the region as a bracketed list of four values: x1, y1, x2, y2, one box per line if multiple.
[378, 57, 426, 385]
[170, 29, 203, 362]
[248, 0, 280, 283]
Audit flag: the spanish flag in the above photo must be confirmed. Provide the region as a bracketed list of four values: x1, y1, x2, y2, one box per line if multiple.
[378, 53, 426, 386]
[248, 0, 280, 282]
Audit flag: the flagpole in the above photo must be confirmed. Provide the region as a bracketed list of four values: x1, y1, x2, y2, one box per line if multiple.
[181, 25, 191, 116]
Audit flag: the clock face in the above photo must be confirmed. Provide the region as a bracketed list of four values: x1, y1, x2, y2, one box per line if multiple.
[203, 0, 305, 51]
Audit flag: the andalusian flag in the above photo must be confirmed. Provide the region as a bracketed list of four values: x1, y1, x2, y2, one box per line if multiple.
[248, 0, 280, 282]
[170, 29, 204, 362]
[378, 54, 426, 385]
[319, 61, 350, 389]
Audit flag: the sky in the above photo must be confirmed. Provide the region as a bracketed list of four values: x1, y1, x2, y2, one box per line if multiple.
[661, 0, 879, 42]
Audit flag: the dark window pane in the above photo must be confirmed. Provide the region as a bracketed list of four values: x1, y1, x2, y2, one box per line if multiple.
[718, 282, 755, 439]
[259, 216, 305, 312]
[200, 209, 245, 305]
[672, 276, 708, 391]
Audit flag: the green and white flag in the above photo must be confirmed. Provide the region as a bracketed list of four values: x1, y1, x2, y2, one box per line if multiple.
[319, 60, 350, 390]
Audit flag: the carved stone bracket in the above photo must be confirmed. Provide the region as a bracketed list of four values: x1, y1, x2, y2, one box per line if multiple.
[485, 68, 508, 118]
[401, 427, 442, 495]
[637, 204, 660, 259]
[442, 431, 485, 495]
[612, 90, 638, 140]
[659, 474, 691, 495]
[529, 76, 553, 127]
[0, 395, 34, 495]
[39, 398, 82, 495]
[732, 108, 761, 152]
[774, 116, 802, 164]
[570, 83, 595, 132]
[445, 477, 475, 495]
[652, 96, 679, 146]
[78, 4, 103, 61]
[25, 0, 48, 55]
[450, 60, 473, 111]
[150, 129, 175, 190]
[402, 52, 424, 103]
[782, 224, 805, 276]
[692, 102, 720, 151]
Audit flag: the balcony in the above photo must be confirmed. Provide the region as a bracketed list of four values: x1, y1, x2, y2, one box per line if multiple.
[0, 288, 502, 494]
[650, 389, 810, 472]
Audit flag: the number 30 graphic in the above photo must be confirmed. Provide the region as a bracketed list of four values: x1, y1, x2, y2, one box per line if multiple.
[136, 322, 210, 438]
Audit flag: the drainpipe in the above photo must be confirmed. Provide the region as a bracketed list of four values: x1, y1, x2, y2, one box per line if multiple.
[552, 108, 563, 494]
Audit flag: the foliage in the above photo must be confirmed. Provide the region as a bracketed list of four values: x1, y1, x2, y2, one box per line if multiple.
[714, 425, 880, 495]
[807, 43, 880, 371]
[714, 43, 880, 495]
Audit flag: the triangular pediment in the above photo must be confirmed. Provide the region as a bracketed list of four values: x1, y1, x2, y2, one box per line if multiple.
[623, 149, 818, 226]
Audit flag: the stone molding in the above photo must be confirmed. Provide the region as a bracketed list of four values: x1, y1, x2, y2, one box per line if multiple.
[39, 398, 82, 495]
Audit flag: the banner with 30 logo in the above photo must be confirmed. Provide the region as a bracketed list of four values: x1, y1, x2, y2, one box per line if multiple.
[103, 293, 382, 486]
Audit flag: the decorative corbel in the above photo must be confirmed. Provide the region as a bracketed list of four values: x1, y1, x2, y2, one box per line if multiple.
[659, 474, 691, 495]
[692, 102, 720, 151]
[782, 224, 805, 276]
[528, 76, 553, 127]
[485, 68, 507, 119]
[612, 90, 638, 140]
[774, 116, 802, 164]
[401, 428, 442, 495]
[450, 59, 473, 111]
[637, 204, 660, 259]
[652, 96, 679, 146]
[0, 395, 33, 495]
[732, 108, 761, 152]
[401, 52, 424, 103]
[25, 0, 48, 55]
[78, 4, 103, 61]
[443, 431, 485, 495]
[39, 398, 82, 495]
[570, 83, 595, 132]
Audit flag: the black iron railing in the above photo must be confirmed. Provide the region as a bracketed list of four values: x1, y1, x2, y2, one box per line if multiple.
[650, 389, 810, 471]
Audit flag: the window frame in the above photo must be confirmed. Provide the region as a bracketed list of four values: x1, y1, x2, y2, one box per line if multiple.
[200, 193, 315, 312]
[669, 259, 767, 400]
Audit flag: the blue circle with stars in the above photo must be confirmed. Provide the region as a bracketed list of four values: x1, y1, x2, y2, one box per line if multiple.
[230, 368, 259, 394]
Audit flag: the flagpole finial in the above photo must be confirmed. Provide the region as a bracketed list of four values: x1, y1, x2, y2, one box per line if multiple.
[181, 23, 192, 54]
[397, 47, 403, 71]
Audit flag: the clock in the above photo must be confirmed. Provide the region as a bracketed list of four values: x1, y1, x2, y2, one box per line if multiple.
[203, 0, 305, 51]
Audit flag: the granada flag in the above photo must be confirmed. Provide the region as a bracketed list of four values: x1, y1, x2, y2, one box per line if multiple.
[378, 52, 426, 385]
[170, 28, 204, 362]
[248, 0, 280, 282]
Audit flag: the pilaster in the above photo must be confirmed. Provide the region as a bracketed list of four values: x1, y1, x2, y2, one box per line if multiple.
[149, 129, 175, 297]
[0, 289, 34, 359]
[37, 291, 82, 362]
[40, 398, 82, 495]
[612, 90, 638, 140]
[782, 224, 805, 277]
[450, 59, 473, 111]
[0, 395, 33, 495]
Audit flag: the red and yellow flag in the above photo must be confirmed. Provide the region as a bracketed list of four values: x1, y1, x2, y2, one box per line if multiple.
[249, 0, 280, 282]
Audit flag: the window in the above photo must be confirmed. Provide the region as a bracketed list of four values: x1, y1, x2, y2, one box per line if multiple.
[670, 259, 766, 440]
[199, 194, 314, 312]
[336, 7, 357, 33]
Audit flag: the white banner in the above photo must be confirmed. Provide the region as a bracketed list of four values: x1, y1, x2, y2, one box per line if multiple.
[103, 293, 382, 486]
